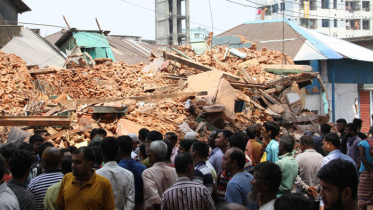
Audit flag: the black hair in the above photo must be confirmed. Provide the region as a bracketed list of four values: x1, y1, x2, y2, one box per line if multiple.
[90, 128, 98, 140]
[95, 128, 107, 137]
[229, 134, 246, 152]
[139, 128, 150, 141]
[73, 146, 96, 164]
[300, 135, 314, 147]
[29, 135, 44, 145]
[346, 123, 358, 133]
[263, 121, 280, 139]
[118, 135, 133, 155]
[147, 130, 163, 142]
[139, 143, 148, 159]
[229, 149, 246, 169]
[68, 146, 77, 154]
[280, 135, 295, 153]
[175, 152, 194, 174]
[254, 162, 282, 194]
[336, 118, 347, 125]
[324, 132, 340, 148]
[163, 140, 173, 160]
[353, 118, 363, 128]
[59, 148, 70, 156]
[165, 132, 178, 142]
[100, 137, 119, 161]
[61, 155, 73, 175]
[318, 159, 358, 200]
[321, 123, 331, 134]
[38, 142, 54, 158]
[246, 125, 257, 139]
[179, 139, 194, 152]
[0, 145, 14, 160]
[191, 141, 209, 159]
[217, 130, 233, 140]
[19, 143, 35, 152]
[9, 150, 33, 178]
[0, 154, 6, 180]
[91, 146, 103, 165]
[274, 193, 314, 210]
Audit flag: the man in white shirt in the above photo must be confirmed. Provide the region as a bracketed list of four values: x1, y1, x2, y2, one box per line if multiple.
[0, 154, 20, 210]
[97, 137, 135, 210]
[248, 162, 282, 210]
[128, 133, 139, 159]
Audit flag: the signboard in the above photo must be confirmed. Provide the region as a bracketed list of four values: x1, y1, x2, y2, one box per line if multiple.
[304, 1, 310, 18]
[359, 84, 373, 90]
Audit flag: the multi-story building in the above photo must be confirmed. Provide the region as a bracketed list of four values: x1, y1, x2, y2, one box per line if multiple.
[253, 0, 372, 38]
[182, 27, 209, 42]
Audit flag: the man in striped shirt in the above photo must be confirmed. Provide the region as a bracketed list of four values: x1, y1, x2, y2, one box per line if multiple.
[190, 141, 214, 194]
[28, 147, 63, 210]
[161, 152, 215, 210]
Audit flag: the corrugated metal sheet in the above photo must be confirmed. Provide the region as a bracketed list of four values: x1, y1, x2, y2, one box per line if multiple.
[1, 28, 66, 68]
[360, 91, 370, 132]
[327, 59, 373, 83]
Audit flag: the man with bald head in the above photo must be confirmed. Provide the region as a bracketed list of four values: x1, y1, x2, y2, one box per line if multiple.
[28, 147, 63, 210]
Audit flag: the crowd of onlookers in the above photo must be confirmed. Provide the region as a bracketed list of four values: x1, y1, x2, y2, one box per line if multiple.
[0, 116, 372, 210]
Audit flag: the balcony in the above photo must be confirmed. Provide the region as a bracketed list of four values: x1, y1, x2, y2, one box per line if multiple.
[300, 3, 317, 10]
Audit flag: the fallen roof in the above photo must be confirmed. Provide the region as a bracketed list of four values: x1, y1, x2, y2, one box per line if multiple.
[218, 19, 373, 62]
[1, 28, 66, 68]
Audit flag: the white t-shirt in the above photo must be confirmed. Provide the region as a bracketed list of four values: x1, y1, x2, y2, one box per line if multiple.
[259, 199, 276, 210]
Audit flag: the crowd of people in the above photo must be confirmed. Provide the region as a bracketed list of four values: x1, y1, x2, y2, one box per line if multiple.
[0, 116, 372, 210]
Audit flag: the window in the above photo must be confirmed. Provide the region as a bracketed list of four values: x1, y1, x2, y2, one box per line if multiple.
[265, 6, 272, 15]
[322, 0, 329, 8]
[322, 19, 330, 27]
[195, 33, 200, 38]
[334, 19, 337, 27]
[300, 18, 317, 29]
[363, 1, 370, 11]
[280, 2, 285, 10]
[363, 20, 370, 30]
[333, 0, 337, 8]
[272, 4, 279, 13]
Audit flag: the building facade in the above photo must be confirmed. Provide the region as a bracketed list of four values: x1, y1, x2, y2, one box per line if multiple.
[254, 0, 372, 38]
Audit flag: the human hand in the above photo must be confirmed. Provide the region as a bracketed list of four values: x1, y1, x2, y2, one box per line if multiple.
[308, 187, 317, 197]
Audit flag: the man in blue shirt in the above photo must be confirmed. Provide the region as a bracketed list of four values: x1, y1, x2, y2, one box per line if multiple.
[260, 121, 280, 163]
[313, 124, 331, 157]
[224, 148, 257, 210]
[118, 135, 147, 210]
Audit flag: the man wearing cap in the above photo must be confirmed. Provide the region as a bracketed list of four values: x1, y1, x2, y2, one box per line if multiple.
[185, 132, 197, 140]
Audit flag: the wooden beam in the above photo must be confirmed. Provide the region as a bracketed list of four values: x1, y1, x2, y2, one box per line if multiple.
[265, 72, 318, 89]
[29, 69, 57, 75]
[259, 90, 281, 105]
[58, 91, 208, 106]
[261, 65, 313, 74]
[230, 82, 266, 89]
[0, 116, 70, 126]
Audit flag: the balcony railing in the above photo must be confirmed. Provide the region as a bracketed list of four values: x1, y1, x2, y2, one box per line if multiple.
[363, 7, 370, 11]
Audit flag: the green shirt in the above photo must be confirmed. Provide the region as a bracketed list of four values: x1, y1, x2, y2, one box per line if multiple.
[44, 181, 61, 210]
[275, 152, 298, 196]
[141, 157, 153, 168]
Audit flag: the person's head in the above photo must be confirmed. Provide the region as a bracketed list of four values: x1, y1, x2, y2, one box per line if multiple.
[215, 130, 233, 149]
[345, 123, 357, 138]
[118, 135, 134, 157]
[318, 159, 358, 210]
[274, 193, 314, 210]
[42, 147, 62, 169]
[138, 143, 148, 161]
[185, 132, 197, 140]
[228, 134, 246, 152]
[61, 155, 73, 175]
[248, 162, 282, 203]
[72, 146, 95, 177]
[128, 133, 139, 151]
[322, 133, 340, 155]
[217, 203, 249, 210]
[29, 135, 44, 153]
[261, 121, 280, 142]
[0, 154, 6, 180]
[165, 132, 178, 148]
[94, 128, 107, 139]
[9, 150, 33, 179]
[91, 146, 103, 167]
[163, 140, 173, 161]
[190, 141, 209, 161]
[279, 135, 295, 155]
[38, 142, 54, 159]
[148, 141, 168, 163]
[178, 139, 194, 154]
[18, 143, 36, 161]
[68, 146, 77, 154]
[146, 130, 163, 152]
[207, 130, 218, 149]
[101, 137, 119, 162]
[174, 152, 194, 180]
[90, 128, 98, 141]
[246, 125, 257, 140]
[353, 118, 362, 131]
[138, 128, 150, 142]
[223, 148, 246, 174]
[299, 135, 314, 152]
[336, 119, 347, 133]
[321, 123, 331, 135]
[59, 148, 71, 157]
[0, 145, 14, 161]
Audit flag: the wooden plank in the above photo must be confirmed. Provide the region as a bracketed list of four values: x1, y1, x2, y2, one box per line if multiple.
[29, 69, 57, 75]
[43, 106, 61, 116]
[259, 90, 281, 105]
[239, 67, 255, 83]
[265, 72, 318, 89]
[58, 91, 208, 106]
[261, 65, 313, 74]
[0, 116, 70, 126]
[230, 82, 266, 89]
